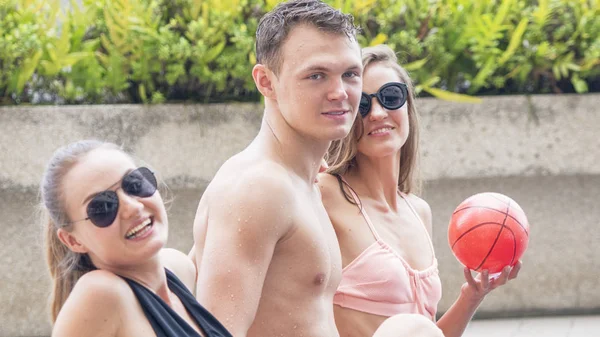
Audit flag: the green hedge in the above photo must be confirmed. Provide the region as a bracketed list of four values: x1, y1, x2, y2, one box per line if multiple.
[0, 0, 598, 105]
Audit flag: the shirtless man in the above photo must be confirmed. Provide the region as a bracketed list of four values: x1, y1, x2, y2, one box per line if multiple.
[191, 1, 362, 336]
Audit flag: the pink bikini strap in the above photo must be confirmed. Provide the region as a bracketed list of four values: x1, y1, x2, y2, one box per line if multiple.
[338, 175, 382, 241]
[398, 191, 436, 256]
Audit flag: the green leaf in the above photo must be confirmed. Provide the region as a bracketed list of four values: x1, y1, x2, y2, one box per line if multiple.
[552, 64, 561, 80]
[64, 52, 94, 65]
[499, 18, 528, 65]
[532, 0, 550, 26]
[369, 33, 388, 47]
[571, 75, 588, 93]
[130, 25, 160, 39]
[190, 0, 202, 20]
[13, 50, 43, 94]
[139, 84, 147, 103]
[55, 13, 72, 56]
[423, 87, 483, 103]
[403, 57, 429, 71]
[204, 40, 226, 63]
[420, 76, 441, 88]
[343, 0, 352, 14]
[471, 58, 496, 91]
[47, 45, 58, 63]
[493, 0, 513, 27]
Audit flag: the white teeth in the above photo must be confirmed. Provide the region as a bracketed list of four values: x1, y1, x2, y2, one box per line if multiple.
[325, 111, 345, 115]
[126, 218, 152, 239]
[370, 127, 393, 135]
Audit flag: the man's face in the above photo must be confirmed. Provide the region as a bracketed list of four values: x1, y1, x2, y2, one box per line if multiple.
[271, 24, 363, 142]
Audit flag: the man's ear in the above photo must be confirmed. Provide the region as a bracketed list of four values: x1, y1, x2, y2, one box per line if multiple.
[252, 64, 277, 100]
[56, 228, 89, 254]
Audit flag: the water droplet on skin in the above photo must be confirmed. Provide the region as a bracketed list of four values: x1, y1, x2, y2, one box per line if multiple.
[293, 325, 297, 329]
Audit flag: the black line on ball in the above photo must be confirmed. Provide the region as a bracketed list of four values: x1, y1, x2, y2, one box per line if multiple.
[474, 201, 510, 271]
[489, 193, 509, 204]
[453, 206, 528, 236]
[451, 223, 518, 270]
[451, 222, 503, 249]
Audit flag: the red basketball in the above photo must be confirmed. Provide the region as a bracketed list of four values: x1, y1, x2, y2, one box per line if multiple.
[448, 192, 530, 274]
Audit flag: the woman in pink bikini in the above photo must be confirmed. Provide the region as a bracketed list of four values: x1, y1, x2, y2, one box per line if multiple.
[318, 44, 522, 337]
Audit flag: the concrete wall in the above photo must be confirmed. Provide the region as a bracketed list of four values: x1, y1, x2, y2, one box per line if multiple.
[1, 94, 599, 336]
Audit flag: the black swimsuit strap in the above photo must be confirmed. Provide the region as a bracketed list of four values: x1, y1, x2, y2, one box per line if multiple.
[122, 269, 232, 337]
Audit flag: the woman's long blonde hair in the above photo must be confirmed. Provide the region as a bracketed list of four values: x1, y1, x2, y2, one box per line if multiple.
[326, 44, 421, 203]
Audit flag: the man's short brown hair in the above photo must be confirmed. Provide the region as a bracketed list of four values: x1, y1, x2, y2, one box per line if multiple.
[255, 0, 360, 75]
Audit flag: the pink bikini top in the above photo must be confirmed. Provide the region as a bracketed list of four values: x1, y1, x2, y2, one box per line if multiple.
[333, 181, 442, 321]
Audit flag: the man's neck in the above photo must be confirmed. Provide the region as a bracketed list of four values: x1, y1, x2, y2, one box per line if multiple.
[258, 113, 329, 185]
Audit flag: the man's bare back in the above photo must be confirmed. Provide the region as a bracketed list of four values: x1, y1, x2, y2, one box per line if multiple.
[193, 140, 342, 337]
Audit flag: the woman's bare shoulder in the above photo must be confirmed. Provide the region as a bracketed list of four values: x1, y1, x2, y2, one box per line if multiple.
[53, 270, 131, 337]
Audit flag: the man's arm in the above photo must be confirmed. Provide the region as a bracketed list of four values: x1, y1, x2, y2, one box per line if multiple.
[193, 172, 294, 337]
[161, 248, 197, 294]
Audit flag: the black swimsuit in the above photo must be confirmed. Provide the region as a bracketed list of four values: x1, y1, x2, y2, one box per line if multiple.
[122, 269, 232, 337]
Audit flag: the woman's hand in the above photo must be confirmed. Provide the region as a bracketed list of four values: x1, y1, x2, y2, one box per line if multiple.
[461, 260, 522, 304]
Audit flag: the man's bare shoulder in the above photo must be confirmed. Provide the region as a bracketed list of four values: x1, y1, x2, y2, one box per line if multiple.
[161, 248, 197, 293]
[200, 155, 297, 237]
[317, 173, 347, 208]
[209, 155, 295, 201]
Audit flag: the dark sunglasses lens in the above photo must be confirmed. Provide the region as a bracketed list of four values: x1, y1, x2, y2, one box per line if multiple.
[87, 191, 119, 228]
[379, 84, 405, 109]
[359, 94, 371, 117]
[122, 167, 157, 198]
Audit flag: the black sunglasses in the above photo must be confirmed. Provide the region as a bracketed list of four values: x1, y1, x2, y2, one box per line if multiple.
[69, 167, 157, 228]
[359, 82, 408, 118]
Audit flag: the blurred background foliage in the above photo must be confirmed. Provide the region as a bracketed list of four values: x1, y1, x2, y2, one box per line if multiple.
[0, 0, 598, 105]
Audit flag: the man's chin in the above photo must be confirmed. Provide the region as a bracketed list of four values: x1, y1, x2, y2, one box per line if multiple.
[328, 125, 353, 141]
